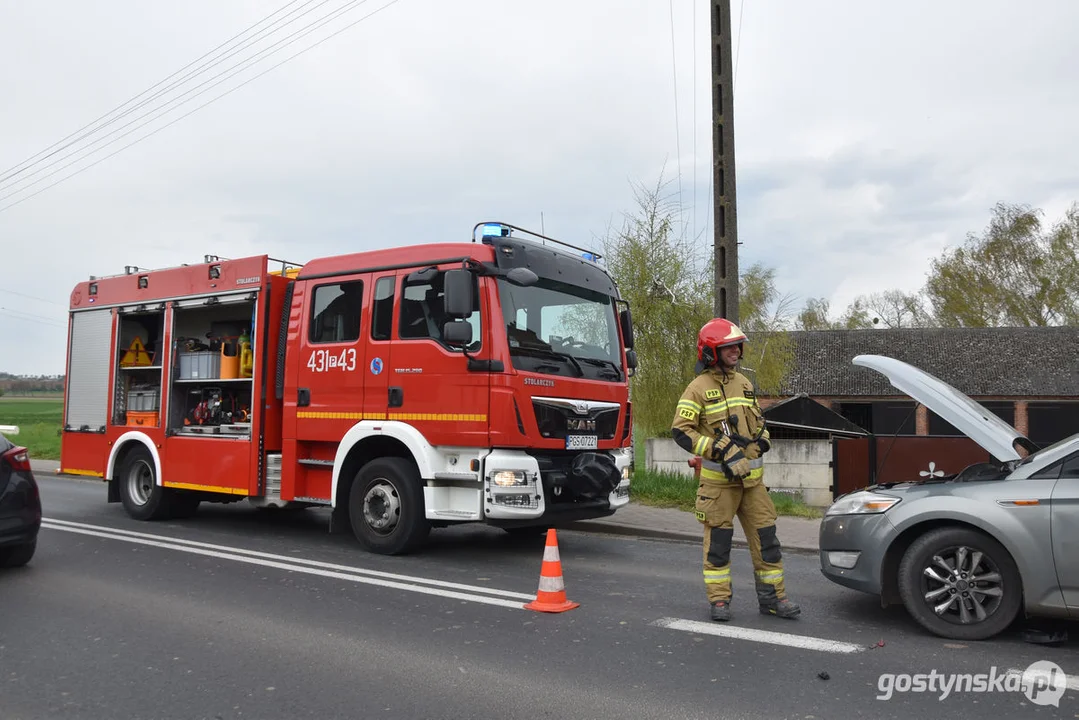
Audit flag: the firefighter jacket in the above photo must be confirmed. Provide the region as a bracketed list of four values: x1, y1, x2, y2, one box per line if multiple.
[671, 367, 770, 487]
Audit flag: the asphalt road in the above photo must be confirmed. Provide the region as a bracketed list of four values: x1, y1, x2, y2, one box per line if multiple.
[2, 474, 1077, 720]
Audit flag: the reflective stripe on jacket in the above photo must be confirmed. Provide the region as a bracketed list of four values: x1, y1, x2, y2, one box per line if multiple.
[671, 367, 770, 487]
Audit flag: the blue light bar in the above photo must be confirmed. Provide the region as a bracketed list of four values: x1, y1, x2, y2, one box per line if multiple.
[481, 223, 509, 238]
[581, 251, 597, 262]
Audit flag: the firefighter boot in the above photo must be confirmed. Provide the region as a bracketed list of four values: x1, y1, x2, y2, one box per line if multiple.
[698, 485, 738, 623]
[710, 600, 732, 622]
[760, 597, 801, 619]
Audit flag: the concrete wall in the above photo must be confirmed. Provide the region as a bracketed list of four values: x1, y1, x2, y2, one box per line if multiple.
[644, 437, 834, 508]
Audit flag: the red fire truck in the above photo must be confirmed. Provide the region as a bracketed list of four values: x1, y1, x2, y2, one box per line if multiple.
[59, 222, 637, 554]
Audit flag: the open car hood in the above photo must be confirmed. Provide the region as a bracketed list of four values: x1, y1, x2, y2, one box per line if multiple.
[852, 354, 1027, 463]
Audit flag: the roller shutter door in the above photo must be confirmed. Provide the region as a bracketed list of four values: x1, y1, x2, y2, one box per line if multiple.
[64, 309, 113, 431]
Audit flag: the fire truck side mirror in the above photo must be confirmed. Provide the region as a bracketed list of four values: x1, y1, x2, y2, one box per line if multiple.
[626, 349, 638, 370]
[443, 269, 474, 319]
[442, 320, 473, 348]
[619, 308, 635, 349]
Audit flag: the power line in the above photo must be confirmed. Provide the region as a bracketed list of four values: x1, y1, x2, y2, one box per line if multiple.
[692, 0, 697, 243]
[0, 288, 65, 306]
[0, 0, 403, 213]
[0, 0, 315, 186]
[0, 0, 337, 193]
[734, 0, 745, 94]
[0, 0, 375, 200]
[0, 308, 68, 329]
[668, 0, 683, 229]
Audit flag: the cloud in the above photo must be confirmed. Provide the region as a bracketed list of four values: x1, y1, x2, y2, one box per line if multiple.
[1, 0, 1078, 375]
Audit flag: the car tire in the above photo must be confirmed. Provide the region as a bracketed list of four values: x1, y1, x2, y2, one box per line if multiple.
[0, 541, 36, 568]
[897, 526, 1022, 641]
[117, 446, 172, 521]
[348, 457, 430, 555]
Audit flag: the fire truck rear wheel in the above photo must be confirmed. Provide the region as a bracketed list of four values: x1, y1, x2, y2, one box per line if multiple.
[348, 457, 430, 555]
[118, 446, 172, 521]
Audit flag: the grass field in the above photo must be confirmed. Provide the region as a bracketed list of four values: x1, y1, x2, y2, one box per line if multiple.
[628, 465, 823, 518]
[629, 432, 823, 518]
[0, 396, 63, 460]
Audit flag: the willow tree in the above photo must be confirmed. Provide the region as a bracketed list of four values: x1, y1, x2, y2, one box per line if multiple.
[598, 176, 794, 438]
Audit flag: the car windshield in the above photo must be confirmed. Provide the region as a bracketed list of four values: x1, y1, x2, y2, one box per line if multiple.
[497, 277, 623, 382]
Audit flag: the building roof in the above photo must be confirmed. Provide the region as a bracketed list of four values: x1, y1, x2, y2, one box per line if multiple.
[764, 327, 1079, 398]
[763, 394, 869, 435]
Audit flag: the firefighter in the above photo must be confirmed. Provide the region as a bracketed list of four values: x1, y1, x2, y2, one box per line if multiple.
[671, 318, 801, 622]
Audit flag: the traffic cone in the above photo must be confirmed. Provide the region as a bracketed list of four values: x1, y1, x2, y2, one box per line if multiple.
[524, 528, 580, 613]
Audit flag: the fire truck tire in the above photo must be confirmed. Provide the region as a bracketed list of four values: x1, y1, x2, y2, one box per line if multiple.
[348, 457, 430, 555]
[117, 446, 172, 521]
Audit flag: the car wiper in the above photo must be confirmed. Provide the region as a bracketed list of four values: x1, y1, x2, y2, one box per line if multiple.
[511, 345, 584, 377]
[577, 357, 623, 380]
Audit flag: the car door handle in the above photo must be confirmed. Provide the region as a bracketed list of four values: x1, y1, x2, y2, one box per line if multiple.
[388, 386, 403, 408]
[298, 388, 310, 407]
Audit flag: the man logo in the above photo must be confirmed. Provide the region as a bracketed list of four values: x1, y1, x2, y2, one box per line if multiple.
[571, 401, 589, 415]
[567, 418, 596, 432]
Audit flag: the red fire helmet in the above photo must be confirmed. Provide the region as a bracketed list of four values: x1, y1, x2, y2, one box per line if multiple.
[697, 318, 747, 367]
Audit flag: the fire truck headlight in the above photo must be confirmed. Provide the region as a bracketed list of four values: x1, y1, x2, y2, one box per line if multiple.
[491, 470, 527, 487]
[621, 465, 631, 481]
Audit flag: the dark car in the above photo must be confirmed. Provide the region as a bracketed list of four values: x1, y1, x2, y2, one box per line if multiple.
[0, 433, 41, 567]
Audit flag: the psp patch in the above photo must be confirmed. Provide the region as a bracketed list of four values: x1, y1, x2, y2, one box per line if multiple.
[704, 389, 722, 400]
[679, 408, 696, 420]
[695, 510, 706, 522]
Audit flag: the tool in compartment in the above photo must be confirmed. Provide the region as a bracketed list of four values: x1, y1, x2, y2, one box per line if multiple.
[182, 386, 251, 428]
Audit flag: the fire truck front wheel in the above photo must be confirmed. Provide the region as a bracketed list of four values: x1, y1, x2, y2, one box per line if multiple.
[348, 457, 430, 555]
[117, 446, 172, 521]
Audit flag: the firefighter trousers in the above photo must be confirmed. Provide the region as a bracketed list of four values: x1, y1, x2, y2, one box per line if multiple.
[695, 480, 786, 605]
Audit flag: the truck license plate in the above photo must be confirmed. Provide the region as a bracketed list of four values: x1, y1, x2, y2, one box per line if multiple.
[565, 434, 598, 450]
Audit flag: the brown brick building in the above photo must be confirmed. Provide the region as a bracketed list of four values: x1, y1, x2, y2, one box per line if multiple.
[756, 327, 1079, 448]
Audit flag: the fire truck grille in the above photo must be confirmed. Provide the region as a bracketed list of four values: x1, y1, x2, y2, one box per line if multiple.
[531, 401, 619, 440]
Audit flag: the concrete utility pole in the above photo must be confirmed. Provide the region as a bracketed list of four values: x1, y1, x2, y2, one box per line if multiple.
[711, 0, 739, 323]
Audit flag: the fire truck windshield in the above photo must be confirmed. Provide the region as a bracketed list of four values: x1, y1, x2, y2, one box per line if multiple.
[497, 277, 624, 382]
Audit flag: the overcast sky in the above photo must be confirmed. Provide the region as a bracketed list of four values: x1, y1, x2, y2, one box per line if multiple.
[2, 0, 1077, 377]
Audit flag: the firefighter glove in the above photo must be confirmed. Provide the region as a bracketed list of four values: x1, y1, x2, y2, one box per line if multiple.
[754, 438, 771, 455]
[722, 447, 752, 479]
[729, 432, 753, 448]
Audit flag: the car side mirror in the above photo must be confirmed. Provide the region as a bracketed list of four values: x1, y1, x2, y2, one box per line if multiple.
[626, 349, 638, 370]
[619, 307, 635, 349]
[442, 319, 473, 347]
[443, 269, 474, 319]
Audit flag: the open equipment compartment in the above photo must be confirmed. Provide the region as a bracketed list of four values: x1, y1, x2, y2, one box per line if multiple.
[112, 304, 166, 428]
[167, 292, 257, 438]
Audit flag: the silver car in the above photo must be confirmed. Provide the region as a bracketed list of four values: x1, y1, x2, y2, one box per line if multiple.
[819, 354, 1078, 641]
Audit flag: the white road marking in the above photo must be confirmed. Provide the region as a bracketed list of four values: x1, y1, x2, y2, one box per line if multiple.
[652, 617, 866, 654]
[41, 518, 532, 609]
[1006, 667, 1079, 692]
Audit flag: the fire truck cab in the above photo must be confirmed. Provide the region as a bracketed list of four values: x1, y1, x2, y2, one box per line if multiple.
[60, 222, 637, 554]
